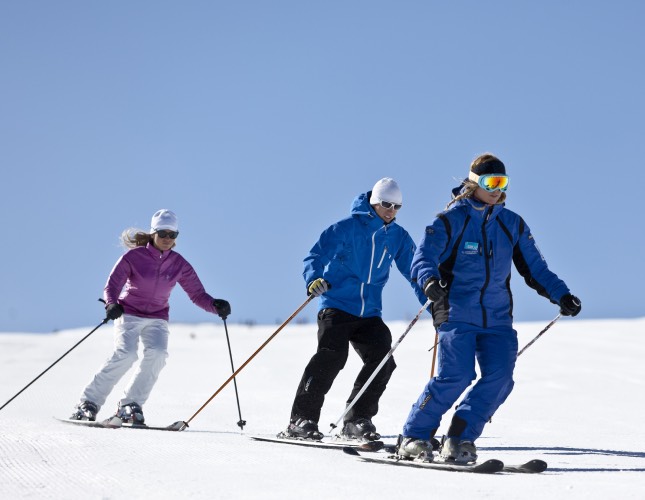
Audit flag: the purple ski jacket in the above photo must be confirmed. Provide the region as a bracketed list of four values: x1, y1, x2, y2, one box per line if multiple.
[103, 243, 217, 321]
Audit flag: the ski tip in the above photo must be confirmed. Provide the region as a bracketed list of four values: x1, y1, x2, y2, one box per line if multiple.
[357, 440, 385, 452]
[102, 416, 123, 428]
[469, 459, 505, 473]
[342, 446, 361, 456]
[167, 421, 188, 431]
[524, 459, 548, 472]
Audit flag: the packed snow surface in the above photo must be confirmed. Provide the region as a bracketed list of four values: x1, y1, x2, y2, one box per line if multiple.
[1, 315, 644, 499]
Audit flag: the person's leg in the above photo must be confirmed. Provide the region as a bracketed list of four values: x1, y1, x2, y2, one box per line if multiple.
[402, 322, 477, 440]
[79, 315, 142, 409]
[452, 327, 518, 442]
[344, 316, 395, 422]
[290, 308, 354, 423]
[121, 318, 170, 406]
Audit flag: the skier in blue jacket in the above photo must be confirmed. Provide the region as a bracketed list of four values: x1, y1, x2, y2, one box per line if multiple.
[284, 178, 425, 442]
[397, 154, 581, 463]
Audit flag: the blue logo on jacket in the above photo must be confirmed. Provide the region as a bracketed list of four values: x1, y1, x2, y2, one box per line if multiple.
[464, 241, 479, 255]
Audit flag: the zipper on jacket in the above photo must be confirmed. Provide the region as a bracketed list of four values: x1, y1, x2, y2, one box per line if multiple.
[363, 226, 386, 317]
[367, 226, 387, 283]
[367, 231, 378, 284]
[479, 207, 494, 328]
[377, 246, 388, 268]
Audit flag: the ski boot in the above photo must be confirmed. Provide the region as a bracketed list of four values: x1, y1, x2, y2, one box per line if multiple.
[396, 436, 434, 461]
[115, 402, 145, 426]
[440, 437, 477, 464]
[284, 417, 324, 441]
[340, 418, 381, 441]
[70, 401, 99, 421]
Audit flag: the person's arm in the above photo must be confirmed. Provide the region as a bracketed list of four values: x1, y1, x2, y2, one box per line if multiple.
[303, 224, 339, 292]
[177, 260, 219, 314]
[103, 255, 130, 306]
[393, 230, 428, 306]
[512, 217, 570, 304]
[411, 215, 451, 293]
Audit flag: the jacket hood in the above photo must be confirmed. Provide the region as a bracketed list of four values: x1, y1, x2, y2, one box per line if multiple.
[351, 191, 375, 216]
[351, 191, 398, 225]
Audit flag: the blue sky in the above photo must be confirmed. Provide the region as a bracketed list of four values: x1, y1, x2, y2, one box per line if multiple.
[1, 1, 643, 332]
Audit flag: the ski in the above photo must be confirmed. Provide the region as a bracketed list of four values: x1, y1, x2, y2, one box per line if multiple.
[249, 433, 385, 452]
[55, 417, 181, 432]
[503, 459, 548, 473]
[343, 447, 504, 473]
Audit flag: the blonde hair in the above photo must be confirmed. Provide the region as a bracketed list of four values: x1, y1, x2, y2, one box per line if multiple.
[121, 228, 154, 249]
[446, 153, 507, 209]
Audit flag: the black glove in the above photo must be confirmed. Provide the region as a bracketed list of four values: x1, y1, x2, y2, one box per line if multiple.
[213, 299, 231, 320]
[559, 294, 581, 317]
[423, 278, 448, 301]
[105, 303, 124, 321]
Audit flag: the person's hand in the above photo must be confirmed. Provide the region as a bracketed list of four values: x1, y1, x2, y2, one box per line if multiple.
[307, 278, 329, 297]
[105, 303, 124, 321]
[559, 294, 581, 317]
[423, 278, 448, 301]
[213, 299, 231, 320]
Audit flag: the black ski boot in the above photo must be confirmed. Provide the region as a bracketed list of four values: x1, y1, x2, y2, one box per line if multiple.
[340, 418, 381, 441]
[284, 418, 324, 441]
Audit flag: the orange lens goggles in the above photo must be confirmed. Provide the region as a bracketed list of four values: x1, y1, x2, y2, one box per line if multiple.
[473, 173, 510, 192]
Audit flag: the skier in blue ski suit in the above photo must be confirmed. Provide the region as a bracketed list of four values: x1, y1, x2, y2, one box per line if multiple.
[398, 154, 581, 463]
[285, 178, 426, 441]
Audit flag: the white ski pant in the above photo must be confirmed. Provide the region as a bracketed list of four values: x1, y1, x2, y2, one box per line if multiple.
[80, 314, 169, 410]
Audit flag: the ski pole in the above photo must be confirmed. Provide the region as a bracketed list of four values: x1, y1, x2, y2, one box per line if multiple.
[170, 295, 314, 431]
[517, 314, 562, 357]
[329, 299, 431, 434]
[429, 331, 439, 378]
[222, 318, 246, 430]
[0, 318, 109, 412]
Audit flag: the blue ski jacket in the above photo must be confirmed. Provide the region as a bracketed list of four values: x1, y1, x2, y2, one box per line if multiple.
[304, 191, 425, 318]
[411, 187, 570, 328]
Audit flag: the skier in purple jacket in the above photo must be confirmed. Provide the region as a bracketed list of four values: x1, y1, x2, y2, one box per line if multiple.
[70, 209, 231, 424]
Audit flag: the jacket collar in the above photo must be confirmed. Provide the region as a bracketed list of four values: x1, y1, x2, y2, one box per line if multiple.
[146, 242, 172, 260]
[351, 191, 397, 229]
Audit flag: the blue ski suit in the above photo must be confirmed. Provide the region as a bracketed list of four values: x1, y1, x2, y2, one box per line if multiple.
[402, 187, 570, 442]
[303, 192, 426, 317]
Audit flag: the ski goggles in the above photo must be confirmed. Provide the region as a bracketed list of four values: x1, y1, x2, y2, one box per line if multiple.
[468, 172, 510, 192]
[379, 200, 402, 210]
[156, 230, 179, 239]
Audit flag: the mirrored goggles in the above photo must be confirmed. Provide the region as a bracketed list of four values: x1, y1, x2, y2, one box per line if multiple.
[156, 230, 179, 239]
[379, 200, 402, 210]
[469, 172, 510, 192]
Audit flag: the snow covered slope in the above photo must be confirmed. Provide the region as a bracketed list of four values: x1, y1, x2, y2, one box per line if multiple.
[1, 316, 644, 499]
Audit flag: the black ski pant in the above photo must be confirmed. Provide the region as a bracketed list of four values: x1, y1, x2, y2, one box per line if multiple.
[290, 308, 396, 424]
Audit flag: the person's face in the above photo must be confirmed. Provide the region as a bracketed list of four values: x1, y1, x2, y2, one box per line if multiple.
[474, 186, 503, 206]
[153, 230, 178, 251]
[372, 201, 401, 223]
